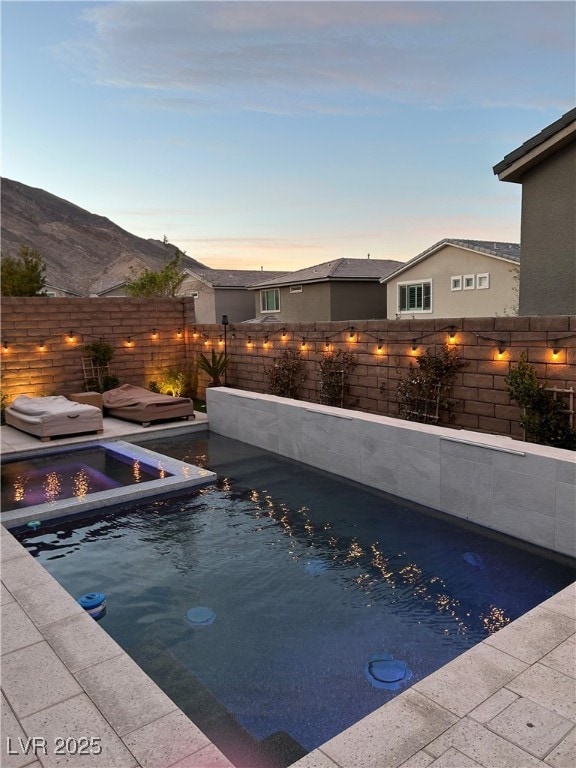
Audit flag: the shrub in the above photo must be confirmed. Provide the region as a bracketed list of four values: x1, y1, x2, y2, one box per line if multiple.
[265, 349, 306, 399]
[505, 353, 576, 449]
[394, 345, 465, 424]
[319, 350, 358, 408]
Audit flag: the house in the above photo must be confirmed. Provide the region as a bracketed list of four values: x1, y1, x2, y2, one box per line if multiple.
[380, 239, 520, 319]
[179, 268, 288, 323]
[247, 257, 402, 322]
[493, 108, 576, 316]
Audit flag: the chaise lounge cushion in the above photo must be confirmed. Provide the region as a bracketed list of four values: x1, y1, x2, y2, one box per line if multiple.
[5, 395, 103, 441]
[102, 384, 195, 426]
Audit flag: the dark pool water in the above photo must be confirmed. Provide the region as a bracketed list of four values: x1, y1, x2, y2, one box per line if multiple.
[15, 433, 576, 767]
[1, 446, 166, 510]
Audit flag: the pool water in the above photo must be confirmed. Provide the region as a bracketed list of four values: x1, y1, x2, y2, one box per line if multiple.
[1, 446, 167, 511]
[16, 433, 576, 767]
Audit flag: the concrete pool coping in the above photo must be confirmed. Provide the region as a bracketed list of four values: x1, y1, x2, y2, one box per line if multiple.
[1, 415, 575, 767]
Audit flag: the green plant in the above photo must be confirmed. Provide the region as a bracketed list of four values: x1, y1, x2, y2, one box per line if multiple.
[265, 349, 306, 399]
[0, 391, 7, 425]
[149, 363, 198, 398]
[393, 345, 465, 424]
[197, 349, 229, 387]
[319, 350, 358, 408]
[505, 353, 576, 449]
[83, 341, 117, 392]
[1, 245, 47, 296]
[125, 238, 186, 297]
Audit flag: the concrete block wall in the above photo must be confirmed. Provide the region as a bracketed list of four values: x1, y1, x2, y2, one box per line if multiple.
[206, 388, 576, 558]
[191, 316, 576, 439]
[1, 297, 196, 401]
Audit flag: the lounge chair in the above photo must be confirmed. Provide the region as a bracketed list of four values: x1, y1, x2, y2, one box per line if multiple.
[102, 384, 196, 427]
[5, 395, 103, 441]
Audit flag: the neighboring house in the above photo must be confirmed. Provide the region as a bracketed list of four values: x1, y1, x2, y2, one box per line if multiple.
[43, 283, 83, 298]
[380, 239, 520, 319]
[493, 108, 576, 316]
[179, 268, 288, 323]
[248, 258, 402, 322]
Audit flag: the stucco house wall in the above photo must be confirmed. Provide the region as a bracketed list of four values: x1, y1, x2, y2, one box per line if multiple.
[329, 282, 388, 320]
[385, 245, 518, 319]
[518, 141, 576, 316]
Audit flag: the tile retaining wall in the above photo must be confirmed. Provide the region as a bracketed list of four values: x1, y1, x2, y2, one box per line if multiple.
[206, 388, 576, 558]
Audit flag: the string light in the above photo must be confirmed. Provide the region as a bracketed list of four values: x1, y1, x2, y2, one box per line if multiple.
[151, 329, 159, 339]
[66, 331, 76, 343]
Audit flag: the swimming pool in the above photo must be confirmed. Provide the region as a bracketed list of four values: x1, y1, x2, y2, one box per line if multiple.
[15, 433, 576, 767]
[0, 440, 216, 528]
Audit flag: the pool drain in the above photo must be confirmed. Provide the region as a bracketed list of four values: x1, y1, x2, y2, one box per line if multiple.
[186, 606, 216, 626]
[364, 654, 413, 690]
[463, 551, 485, 569]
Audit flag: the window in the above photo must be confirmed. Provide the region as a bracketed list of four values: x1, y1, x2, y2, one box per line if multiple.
[289, 285, 303, 294]
[260, 288, 280, 313]
[451, 276, 462, 291]
[477, 273, 490, 289]
[191, 291, 199, 299]
[463, 275, 475, 290]
[398, 281, 432, 313]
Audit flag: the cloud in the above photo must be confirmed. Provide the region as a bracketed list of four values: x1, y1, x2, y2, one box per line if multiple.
[53, 1, 574, 114]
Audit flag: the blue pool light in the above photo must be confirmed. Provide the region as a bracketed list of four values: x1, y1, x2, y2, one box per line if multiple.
[26, 520, 41, 529]
[78, 592, 107, 620]
[463, 551, 485, 569]
[186, 606, 216, 626]
[364, 654, 413, 690]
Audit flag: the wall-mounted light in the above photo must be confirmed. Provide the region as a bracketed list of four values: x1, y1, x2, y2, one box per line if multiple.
[550, 341, 562, 361]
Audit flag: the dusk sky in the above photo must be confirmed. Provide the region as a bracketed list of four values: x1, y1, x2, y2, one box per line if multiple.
[2, 1, 575, 271]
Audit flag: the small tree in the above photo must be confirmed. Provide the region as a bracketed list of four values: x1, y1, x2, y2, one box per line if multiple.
[505, 353, 576, 449]
[394, 345, 465, 424]
[1, 245, 47, 296]
[265, 349, 306, 399]
[83, 341, 119, 392]
[319, 350, 358, 408]
[125, 247, 185, 298]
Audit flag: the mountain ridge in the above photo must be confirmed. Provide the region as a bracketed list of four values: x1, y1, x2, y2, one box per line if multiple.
[1, 177, 209, 295]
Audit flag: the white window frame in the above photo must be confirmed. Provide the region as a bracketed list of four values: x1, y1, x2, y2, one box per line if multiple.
[477, 273, 490, 289]
[450, 275, 462, 291]
[289, 285, 303, 294]
[191, 290, 199, 299]
[260, 288, 280, 313]
[397, 279, 433, 314]
[463, 274, 475, 290]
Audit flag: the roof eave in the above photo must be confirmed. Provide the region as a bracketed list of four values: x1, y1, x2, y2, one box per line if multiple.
[493, 120, 576, 183]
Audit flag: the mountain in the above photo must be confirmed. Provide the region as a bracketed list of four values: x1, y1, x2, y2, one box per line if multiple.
[0, 178, 209, 295]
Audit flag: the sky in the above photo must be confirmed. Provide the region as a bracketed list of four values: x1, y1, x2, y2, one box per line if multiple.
[2, 1, 575, 272]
